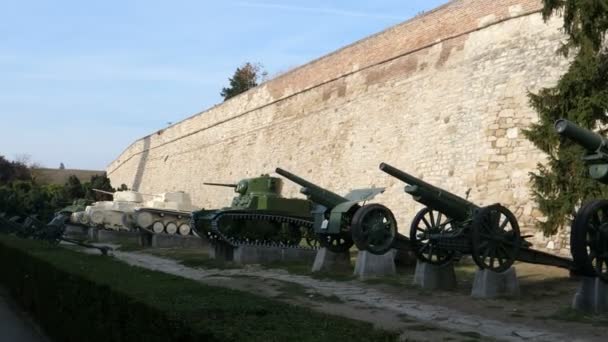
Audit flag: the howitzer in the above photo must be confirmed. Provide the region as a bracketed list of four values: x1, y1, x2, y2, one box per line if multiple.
[555, 119, 608, 281]
[276, 168, 397, 253]
[378, 163, 578, 273]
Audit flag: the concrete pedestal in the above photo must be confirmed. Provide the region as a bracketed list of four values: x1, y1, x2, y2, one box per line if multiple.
[572, 277, 608, 314]
[87, 227, 148, 247]
[209, 242, 234, 261]
[63, 224, 88, 240]
[209, 243, 317, 265]
[471, 268, 520, 299]
[311, 247, 351, 273]
[151, 234, 208, 249]
[413, 261, 457, 290]
[233, 245, 317, 265]
[353, 250, 396, 279]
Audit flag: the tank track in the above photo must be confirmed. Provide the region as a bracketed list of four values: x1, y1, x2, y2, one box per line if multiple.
[201, 211, 317, 250]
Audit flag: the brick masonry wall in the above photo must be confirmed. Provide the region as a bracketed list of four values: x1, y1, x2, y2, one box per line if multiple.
[107, 0, 572, 254]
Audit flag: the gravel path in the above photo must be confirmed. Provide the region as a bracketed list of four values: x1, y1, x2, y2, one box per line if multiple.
[113, 250, 584, 342]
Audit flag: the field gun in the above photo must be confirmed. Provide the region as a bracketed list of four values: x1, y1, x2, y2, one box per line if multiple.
[0, 213, 111, 255]
[275, 168, 397, 254]
[555, 119, 608, 281]
[377, 163, 577, 273]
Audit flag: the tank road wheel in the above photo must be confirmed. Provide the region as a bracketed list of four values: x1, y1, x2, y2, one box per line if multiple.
[165, 222, 178, 235]
[318, 232, 353, 253]
[571, 200, 608, 281]
[410, 207, 454, 265]
[178, 223, 191, 236]
[471, 204, 521, 273]
[152, 221, 165, 234]
[351, 204, 397, 255]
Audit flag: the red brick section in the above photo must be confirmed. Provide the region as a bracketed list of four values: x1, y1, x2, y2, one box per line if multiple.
[265, 0, 543, 99]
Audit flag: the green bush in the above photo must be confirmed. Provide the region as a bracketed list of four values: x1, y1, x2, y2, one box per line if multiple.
[0, 235, 397, 342]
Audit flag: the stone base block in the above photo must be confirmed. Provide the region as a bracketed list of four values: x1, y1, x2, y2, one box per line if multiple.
[209, 243, 317, 265]
[353, 250, 396, 279]
[471, 268, 520, 299]
[151, 234, 208, 249]
[413, 261, 457, 290]
[233, 245, 317, 265]
[209, 243, 234, 261]
[572, 277, 608, 313]
[311, 247, 351, 273]
[88, 227, 148, 246]
[63, 224, 88, 240]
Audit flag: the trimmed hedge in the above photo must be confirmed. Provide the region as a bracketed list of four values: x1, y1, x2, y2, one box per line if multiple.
[0, 235, 397, 341]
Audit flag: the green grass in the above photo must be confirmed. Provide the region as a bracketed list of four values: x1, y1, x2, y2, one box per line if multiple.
[0, 235, 397, 342]
[457, 331, 482, 339]
[544, 307, 608, 326]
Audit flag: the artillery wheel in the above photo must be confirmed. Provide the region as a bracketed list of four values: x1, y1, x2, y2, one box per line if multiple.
[471, 204, 520, 273]
[318, 232, 353, 253]
[410, 207, 454, 265]
[351, 204, 397, 255]
[303, 227, 319, 248]
[571, 200, 608, 282]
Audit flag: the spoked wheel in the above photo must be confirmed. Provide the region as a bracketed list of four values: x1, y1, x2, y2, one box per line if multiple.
[351, 204, 397, 255]
[303, 227, 320, 248]
[318, 232, 353, 253]
[410, 207, 455, 265]
[571, 200, 608, 282]
[471, 204, 521, 273]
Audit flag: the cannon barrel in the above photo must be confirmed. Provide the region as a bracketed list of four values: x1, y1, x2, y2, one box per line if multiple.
[275, 168, 348, 208]
[379, 163, 477, 221]
[203, 182, 238, 188]
[555, 119, 606, 152]
[92, 188, 115, 196]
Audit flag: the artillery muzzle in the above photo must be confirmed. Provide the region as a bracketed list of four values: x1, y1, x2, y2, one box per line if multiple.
[555, 119, 605, 152]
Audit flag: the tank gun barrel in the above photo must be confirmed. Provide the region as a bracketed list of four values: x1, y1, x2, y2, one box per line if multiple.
[275, 168, 348, 208]
[379, 162, 477, 221]
[92, 188, 115, 196]
[555, 119, 607, 152]
[203, 182, 238, 188]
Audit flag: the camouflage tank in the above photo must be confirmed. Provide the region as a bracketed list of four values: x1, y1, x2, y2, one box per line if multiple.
[71, 190, 144, 230]
[192, 174, 315, 247]
[133, 191, 199, 235]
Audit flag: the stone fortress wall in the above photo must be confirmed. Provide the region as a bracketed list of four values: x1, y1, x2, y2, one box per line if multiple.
[107, 0, 572, 254]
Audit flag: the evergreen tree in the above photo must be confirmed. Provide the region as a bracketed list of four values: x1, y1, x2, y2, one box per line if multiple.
[524, 0, 608, 235]
[220, 62, 266, 101]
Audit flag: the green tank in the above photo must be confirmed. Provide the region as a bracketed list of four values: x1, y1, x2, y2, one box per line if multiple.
[192, 174, 316, 248]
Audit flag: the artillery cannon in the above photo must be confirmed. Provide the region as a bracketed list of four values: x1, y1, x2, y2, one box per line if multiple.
[276, 168, 397, 253]
[555, 119, 608, 281]
[0, 213, 111, 255]
[192, 174, 316, 248]
[370, 163, 577, 273]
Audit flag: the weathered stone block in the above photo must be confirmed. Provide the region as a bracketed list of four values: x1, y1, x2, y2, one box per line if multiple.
[63, 224, 88, 240]
[413, 261, 457, 290]
[151, 234, 208, 249]
[353, 250, 396, 280]
[572, 277, 608, 314]
[311, 247, 351, 273]
[471, 267, 520, 299]
[209, 244, 317, 265]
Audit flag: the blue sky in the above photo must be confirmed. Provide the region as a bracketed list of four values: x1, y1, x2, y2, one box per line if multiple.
[0, 0, 449, 170]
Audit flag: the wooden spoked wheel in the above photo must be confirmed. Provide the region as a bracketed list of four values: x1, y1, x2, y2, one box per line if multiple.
[409, 207, 455, 265]
[571, 200, 608, 282]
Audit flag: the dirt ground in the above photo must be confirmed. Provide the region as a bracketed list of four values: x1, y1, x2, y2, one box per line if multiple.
[75, 244, 608, 342]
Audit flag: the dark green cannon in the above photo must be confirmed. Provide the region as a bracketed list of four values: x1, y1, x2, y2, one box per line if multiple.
[555, 119, 608, 281]
[276, 168, 397, 253]
[375, 163, 577, 273]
